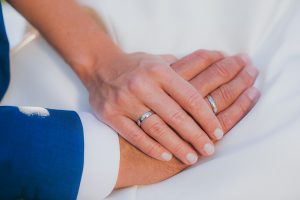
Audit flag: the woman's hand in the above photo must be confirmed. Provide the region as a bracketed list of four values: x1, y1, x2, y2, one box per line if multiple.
[87, 50, 226, 165]
[171, 51, 260, 132]
[116, 51, 260, 188]
[87, 50, 257, 165]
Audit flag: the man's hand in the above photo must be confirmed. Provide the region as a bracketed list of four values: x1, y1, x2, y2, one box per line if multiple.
[115, 51, 260, 188]
[115, 137, 187, 189]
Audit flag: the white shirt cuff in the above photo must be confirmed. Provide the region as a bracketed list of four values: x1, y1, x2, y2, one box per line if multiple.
[76, 112, 120, 200]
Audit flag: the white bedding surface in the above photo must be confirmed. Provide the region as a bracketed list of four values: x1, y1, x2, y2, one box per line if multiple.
[3, 0, 300, 199]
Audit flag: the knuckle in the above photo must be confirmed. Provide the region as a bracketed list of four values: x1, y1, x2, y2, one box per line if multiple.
[127, 75, 144, 93]
[145, 143, 158, 156]
[169, 110, 188, 124]
[173, 143, 185, 155]
[148, 121, 166, 139]
[219, 85, 235, 102]
[218, 113, 232, 131]
[145, 63, 166, 77]
[213, 61, 232, 78]
[128, 131, 143, 144]
[186, 92, 203, 110]
[191, 133, 208, 145]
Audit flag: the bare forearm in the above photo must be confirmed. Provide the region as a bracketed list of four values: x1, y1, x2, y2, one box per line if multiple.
[9, 0, 122, 86]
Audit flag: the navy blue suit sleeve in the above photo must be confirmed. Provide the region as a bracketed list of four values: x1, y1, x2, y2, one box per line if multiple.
[0, 106, 84, 200]
[0, 3, 10, 100]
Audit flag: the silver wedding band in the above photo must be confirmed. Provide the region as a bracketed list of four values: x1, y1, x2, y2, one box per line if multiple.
[207, 95, 218, 114]
[137, 111, 154, 127]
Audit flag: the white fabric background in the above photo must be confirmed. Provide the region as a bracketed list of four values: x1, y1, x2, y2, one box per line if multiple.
[3, 0, 300, 199]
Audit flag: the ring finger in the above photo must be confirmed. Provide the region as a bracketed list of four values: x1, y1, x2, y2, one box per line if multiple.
[130, 107, 199, 165]
[137, 87, 216, 156]
[205, 65, 259, 114]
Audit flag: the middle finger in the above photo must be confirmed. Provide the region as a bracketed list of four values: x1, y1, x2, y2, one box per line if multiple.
[190, 54, 251, 96]
[204, 65, 259, 114]
[139, 87, 216, 156]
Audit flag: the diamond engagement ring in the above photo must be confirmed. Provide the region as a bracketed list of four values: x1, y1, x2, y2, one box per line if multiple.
[137, 111, 154, 127]
[207, 95, 218, 114]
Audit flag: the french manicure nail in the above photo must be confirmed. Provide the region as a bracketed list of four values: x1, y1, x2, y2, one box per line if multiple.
[214, 128, 224, 140]
[246, 65, 259, 78]
[186, 153, 198, 164]
[247, 87, 260, 100]
[204, 143, 215, 155]
[161, 152, 172, 161]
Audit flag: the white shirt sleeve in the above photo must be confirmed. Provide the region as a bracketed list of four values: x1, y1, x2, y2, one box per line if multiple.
[76, 112, 120, 200]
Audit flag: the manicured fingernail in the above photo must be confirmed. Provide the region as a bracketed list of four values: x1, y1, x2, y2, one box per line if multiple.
[247, 87, 260, 100]
[161, 152, 172, 161]
[186, 153, 198, 164]
[239, 53, 251, 64]
[214, 128, 224, 140]
[204, 143, 215, 155]
[246, 65, 259, 78]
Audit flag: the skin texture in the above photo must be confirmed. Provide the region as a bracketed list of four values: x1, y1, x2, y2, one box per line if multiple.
[87, 51, 225, 164]
[116, 52, 260, 188]
[116, 137, 188, 188]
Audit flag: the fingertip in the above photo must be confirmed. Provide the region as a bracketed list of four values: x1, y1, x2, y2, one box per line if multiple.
[204, 143, 215, 156]
[246, 87, 261, 102]
[186, 153, 198, 165]
[161, 152, 173, 161]
[245, 65, 259, 78]
[214, 128, 224, 140]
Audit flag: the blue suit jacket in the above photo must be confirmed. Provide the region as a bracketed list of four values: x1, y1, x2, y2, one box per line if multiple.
[0, 4, 84, 199]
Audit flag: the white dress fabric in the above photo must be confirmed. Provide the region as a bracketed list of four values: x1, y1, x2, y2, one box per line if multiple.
[3, 0, 300, 199]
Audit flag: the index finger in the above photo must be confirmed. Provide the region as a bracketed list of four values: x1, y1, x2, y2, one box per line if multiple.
[161, 69, 225, 141]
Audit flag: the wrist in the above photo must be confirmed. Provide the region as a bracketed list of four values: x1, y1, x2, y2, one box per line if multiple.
[71, 47, 125, 89]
